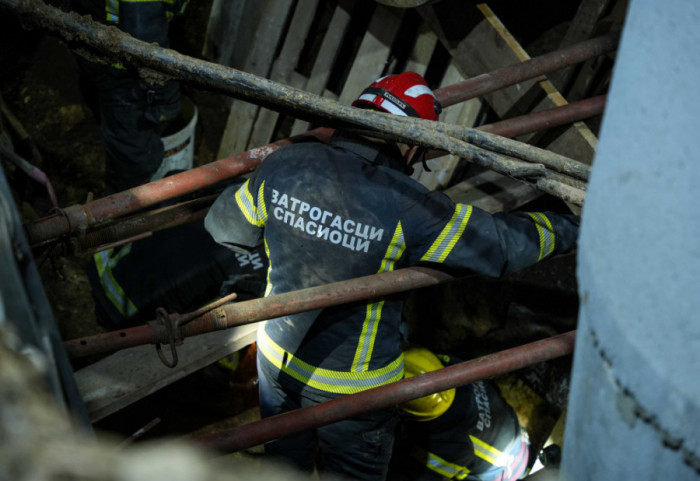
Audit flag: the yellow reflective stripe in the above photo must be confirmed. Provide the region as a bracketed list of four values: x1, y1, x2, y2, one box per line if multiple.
[263, 238, 273, 297]
[93, 246, 138, 317]
[379, 222, 406, 273]
[258, 180, 268, 223]
[527, 212, 556, 261]
[420, 204, 472, 263]
[105, 0, 119, 22]
[412, 446, 470, 480]
[258, 329, 404, 394]
[470, 435, 512, 467]
[235, 179, 265, 227]
[351, 300, 385, 372]
[352, 223, 405, 372]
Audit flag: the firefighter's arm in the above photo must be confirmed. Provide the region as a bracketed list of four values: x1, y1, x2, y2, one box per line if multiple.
[204, 179, 265, 254]
[442, 206, 579, 277]
[404, 188, 579, 277]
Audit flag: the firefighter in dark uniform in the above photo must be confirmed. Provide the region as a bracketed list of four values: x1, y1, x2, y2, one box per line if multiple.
[204, 72, 579, 480]
[389, 347, 529, 481]
[66, 0, 189, 194]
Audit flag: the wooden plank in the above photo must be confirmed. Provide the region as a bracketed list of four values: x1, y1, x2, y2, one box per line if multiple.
[404, 21, 438, 75]
[443, 167, 541, 214]
[562, 0, 627, 102]
[248, 0, 320, 149]
[338, 5, 404, 105]
[547, 0, 614, 96]
[291, 3, 353, 136]
[203, 0, 250, 65]
[419, 3, 598, 165]
[75, 324, 257, 422]
[217, 0, 294, 159]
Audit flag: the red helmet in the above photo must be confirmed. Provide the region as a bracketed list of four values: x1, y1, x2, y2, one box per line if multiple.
[352, 72, 442, 121]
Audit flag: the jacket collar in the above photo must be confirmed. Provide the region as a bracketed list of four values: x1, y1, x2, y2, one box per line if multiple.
[329, 130, 408, 172]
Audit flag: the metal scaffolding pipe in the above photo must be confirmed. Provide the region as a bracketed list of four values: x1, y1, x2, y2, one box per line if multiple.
[2, 1, 579, 194]
[63, 266, 456, 359]
[193, 331, 577, 454]
[478, 95, 606, 140]
[435, 32, 618, 107]
[72, 194, 218, 254]
[23, 129, 333, 248]
[13, 0, 615, 244]
[57, 94, 603, 251]
[26, 92, 604, 249]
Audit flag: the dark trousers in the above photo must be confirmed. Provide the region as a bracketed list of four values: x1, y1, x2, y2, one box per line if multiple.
[76, 56, 180, 195]
[258, 360, 397, 480]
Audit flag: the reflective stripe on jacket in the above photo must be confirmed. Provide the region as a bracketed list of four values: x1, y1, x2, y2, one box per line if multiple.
[204, 132, 579, 398]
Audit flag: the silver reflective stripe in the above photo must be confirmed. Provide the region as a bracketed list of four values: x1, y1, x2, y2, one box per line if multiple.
[420, 204, 472, 263]
[353, 222, 405, 372]
[235, 179, 265, 227]
[105, 0, 119, 23]
[412, 446, 470, 480]
[352, 300, 385, 372]
[527, 212, 555, 261]
[93, 245, 138, 317]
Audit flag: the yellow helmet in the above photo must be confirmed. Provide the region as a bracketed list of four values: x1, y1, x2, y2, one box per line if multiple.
[399, 346, 456, 421]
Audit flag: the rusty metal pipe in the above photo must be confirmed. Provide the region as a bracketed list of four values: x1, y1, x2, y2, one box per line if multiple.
[434, 32, 618, 107]
[28, 93, 604, 249]
[424, 95, 605, 167]
[73, 194, 218, 254]
[63, 266, 455, 358]
[478, 94, 606, 138]
[193, 330, 577, 454]
[23, 129, 333, 248]
[21, 20, 615, 246]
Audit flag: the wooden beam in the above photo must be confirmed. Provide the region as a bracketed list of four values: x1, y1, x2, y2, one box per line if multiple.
[443, 167, 541, 214]
[216, 0, 294, 158]
[75, 325, 257, 422]
[547, 0, 615, 96]
[419, 3, 598, 165]
[291, 2, 352, 136]
[404, 21, 438, 75]
[338, 5, 404, 105]
[248, 0, 320, 149]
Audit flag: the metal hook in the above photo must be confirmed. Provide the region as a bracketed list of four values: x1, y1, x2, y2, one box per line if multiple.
[154, 307, 179, 368]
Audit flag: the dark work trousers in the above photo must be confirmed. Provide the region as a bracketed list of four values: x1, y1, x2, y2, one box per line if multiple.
[76, 56, 180, 195]
[257, 357, 398, 481]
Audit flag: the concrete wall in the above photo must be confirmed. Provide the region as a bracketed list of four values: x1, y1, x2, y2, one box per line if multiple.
[562, 0, 700, 478]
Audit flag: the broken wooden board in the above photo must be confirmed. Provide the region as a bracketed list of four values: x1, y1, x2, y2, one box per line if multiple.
[75, 324, 257, 423]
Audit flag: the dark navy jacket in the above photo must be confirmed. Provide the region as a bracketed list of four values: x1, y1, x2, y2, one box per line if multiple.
[390, 357, 529, 481]
[205, 132, 579, 400]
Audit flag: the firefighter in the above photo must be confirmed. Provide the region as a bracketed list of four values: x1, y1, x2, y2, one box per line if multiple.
[203, 71, 579, 480]
[389, 347, 530, 481]
[66, 0, 189, 195]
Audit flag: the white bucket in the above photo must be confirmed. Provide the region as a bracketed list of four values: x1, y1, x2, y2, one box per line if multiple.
[151, 96, 198, 181]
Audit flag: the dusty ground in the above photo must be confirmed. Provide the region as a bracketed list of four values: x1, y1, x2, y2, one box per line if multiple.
[1, 0, 578, 460]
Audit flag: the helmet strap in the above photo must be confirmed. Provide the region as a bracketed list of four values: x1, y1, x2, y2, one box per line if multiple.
[404, 145, 429, 172]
